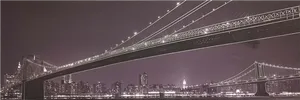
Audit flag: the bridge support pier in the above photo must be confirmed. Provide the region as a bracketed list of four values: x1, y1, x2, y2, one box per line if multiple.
[22, 79, 44, 100]
[255, 81, 269, 96]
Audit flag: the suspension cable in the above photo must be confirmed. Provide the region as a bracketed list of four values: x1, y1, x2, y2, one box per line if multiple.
[229, 68, 255, 82]
[170, 0, 233, 35]
[42, 61, 58, 68]
[259, 62, 300, 71]
[219, 62, 255, 83]
[25, 59, 55, 69]
[110, 0, 187, 51]
[134, 0, 211, 45]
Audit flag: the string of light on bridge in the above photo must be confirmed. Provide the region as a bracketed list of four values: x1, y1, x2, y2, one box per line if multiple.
[109, 0, 186, 52]
[215, 61, 300, 85]
[228, 68, 255, 83]
[219, 61, 256, 83]
[259, 62, 300, 71]
[134, 0, 232, 46]
[134, 0, 212, 45]
[170, 0, 233, 35]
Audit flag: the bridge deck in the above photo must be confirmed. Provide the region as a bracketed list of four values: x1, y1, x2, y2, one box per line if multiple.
[37, 16, 300, 82]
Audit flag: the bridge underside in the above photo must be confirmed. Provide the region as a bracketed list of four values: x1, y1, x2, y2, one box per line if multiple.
[25, 18, 300, 99]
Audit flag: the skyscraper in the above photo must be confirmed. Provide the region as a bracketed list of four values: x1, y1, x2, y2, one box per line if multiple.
[139, 72, 148, 87]
[63, 74, 72, 84]
[94, 82, 106, 94]
[68, 74, 72, 83]
[111, 81, 122, 96]
[4, 74, 18, 87]
[183, 79, 187, 89]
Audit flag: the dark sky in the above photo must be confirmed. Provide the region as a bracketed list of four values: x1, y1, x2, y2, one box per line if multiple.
[2, 1, 300, 86]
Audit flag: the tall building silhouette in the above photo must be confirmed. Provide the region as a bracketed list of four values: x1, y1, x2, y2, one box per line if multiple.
[139, 72, 148, 87]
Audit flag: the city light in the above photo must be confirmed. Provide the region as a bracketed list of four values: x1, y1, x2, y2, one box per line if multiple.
[176, 2, 181, 6]
[18, 62, 21, 69]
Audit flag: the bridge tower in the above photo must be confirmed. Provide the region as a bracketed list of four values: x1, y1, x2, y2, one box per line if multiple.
[21, 55, 45, 100]
[254, 62, 269, 96]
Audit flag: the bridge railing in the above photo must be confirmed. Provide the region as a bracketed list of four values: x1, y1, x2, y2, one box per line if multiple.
[29, 5, 300, 81]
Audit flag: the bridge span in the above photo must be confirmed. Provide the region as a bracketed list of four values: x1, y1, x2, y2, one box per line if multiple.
[5, 5, 300, 100]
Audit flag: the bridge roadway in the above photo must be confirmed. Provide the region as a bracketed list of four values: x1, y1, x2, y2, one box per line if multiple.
[22, 6, 300, 99]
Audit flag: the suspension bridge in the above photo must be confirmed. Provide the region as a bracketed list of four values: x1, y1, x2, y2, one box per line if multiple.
[1, 1, 300, 100]
[209, 61, 300, 96]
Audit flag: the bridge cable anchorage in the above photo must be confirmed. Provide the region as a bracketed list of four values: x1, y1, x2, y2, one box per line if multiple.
[134, 0, 212, 45]
[170, 0, 233, 35]
[109, 0, 187, 51]
[218, 62, 256, 83]
[259, 62, 300, 71]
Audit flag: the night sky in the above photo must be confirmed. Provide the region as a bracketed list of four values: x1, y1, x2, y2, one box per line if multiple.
[2, 1, 300, 86]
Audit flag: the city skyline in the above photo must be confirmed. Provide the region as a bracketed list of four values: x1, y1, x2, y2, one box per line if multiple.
[2, 1, 300, 87]
[2, 1, 300, 99]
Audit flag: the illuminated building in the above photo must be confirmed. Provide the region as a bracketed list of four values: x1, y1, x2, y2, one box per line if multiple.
[45, 81, 51, 95]
[65, 82, 72, 94]
[139, 72, 148, 94]
[266, 81, 280, 93]
[62, 74, 73, 94]
[76, 81, 85, 94]
[124, 84, 136, 94]
[59, 80, 65, 94]
[111, 81, 122, 96]
[93, 82, 106, 94]
[3, 62, 22, 87]
[63, 74, 72, 84]
[70, 82, 76, 94]
[4, 74, 18, 87]
[83, 82, 90, 93]
[139, 72, 148, 87]
[16, 62, 21, 78]
[183, 79, 187, 89]
[277, 79, 300, 92]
